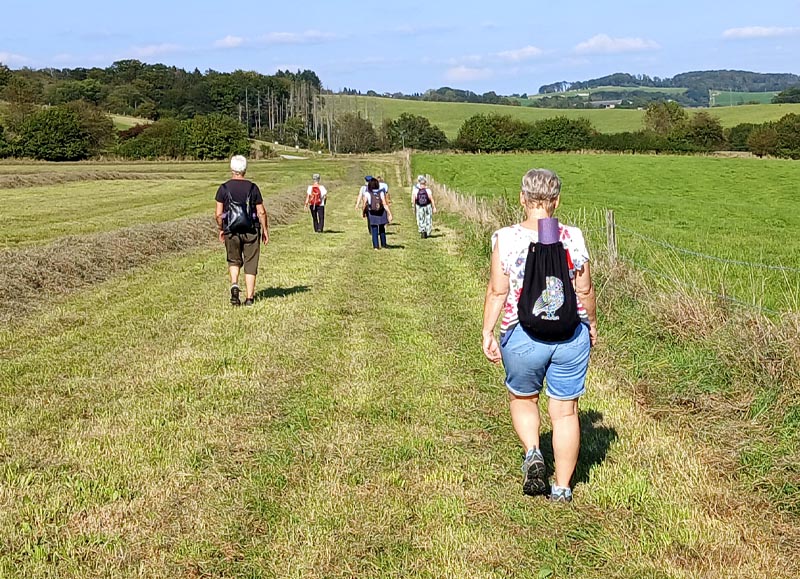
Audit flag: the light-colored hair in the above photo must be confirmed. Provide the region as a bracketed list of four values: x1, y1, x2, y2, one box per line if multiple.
[521, 169, 561, 212]
[230, 155, 247, 175]
[312, 173, 321, 182]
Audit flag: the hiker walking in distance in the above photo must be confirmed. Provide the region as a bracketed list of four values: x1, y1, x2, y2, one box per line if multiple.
[363, 177, 393, 250]
[412, 175, 437, 238]
[214, 155, 269, 306]
[482, 169, 597, 503]
[305, 173, 328, 233]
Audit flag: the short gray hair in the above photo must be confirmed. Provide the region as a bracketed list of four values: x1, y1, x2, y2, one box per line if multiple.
[521, 169, 561, 207]
[230, 155, 247, 175]
[312, 173, 321, 182]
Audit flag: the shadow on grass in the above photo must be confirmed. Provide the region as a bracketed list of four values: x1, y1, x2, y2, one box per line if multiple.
[382, 244, 406, 250]
[322, 230, 344, 234]
[255, 285, 311, 300]
[539, 409, 617, 485]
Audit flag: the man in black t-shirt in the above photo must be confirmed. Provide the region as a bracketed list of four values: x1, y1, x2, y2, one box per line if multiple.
[214, 155, 269, 306]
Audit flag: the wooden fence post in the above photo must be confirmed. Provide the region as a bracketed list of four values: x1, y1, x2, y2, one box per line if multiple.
[606, 209, 617, 265]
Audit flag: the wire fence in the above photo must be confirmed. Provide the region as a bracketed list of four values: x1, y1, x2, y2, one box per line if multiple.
[605, 213, 799, 315]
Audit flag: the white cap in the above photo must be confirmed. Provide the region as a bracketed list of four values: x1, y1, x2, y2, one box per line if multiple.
[230, 155, 247, 174]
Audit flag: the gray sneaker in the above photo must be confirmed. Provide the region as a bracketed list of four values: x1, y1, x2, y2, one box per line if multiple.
[549, 487, 573, 503]
[522, 448, 547, 497]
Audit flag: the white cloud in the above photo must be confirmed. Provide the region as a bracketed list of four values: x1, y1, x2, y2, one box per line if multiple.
[214, 35, 245, 48]
[0, 51, 30, 65]
[495, 45, 544, 62]
[723, 26, 800, 39]
[130, 43, 181, 58]
[575, 34, 660, 55]
[261, 30, 338, 45]
[444, 66, 493, 82]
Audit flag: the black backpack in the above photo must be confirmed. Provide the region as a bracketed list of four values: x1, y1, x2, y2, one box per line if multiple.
[224, 183, 257, 234]
[416, 187, 430, 206]
[518, 241, 580, 342]
[369, 190, 384, 214]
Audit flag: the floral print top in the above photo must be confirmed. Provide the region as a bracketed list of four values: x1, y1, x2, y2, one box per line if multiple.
[491, 223, 590, 335]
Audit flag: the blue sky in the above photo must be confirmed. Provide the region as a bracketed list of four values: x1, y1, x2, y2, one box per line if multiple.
[1, 0, 799, 93]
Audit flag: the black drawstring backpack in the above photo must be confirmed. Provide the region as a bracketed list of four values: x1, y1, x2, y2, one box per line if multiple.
[223, 183, 257, 234]
[518, 241, 580, 342]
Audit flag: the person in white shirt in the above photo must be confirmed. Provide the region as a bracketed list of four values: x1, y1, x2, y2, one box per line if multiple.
[377, 176, 390, 205]
[305, 173, 328, 233]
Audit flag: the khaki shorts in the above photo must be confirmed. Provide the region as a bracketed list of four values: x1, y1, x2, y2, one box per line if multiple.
[224, 232, 260, 275]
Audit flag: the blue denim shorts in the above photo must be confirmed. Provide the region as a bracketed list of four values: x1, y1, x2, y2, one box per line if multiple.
[499, 323, 590, 400]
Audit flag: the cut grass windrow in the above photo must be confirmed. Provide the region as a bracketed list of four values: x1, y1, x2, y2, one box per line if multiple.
[1, 159, 797, 577]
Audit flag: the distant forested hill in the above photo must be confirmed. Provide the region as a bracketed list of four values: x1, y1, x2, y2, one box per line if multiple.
[538, 70, 800, 106]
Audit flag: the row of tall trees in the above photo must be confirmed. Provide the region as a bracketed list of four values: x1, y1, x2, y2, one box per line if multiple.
[0, 60, 340, 153]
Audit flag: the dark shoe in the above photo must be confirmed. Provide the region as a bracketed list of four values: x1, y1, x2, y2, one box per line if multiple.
[244, 298, 255, 306]
[420, 232, 425, 238]
[230, 285, 241, 306]
[522, 449, 547, 497]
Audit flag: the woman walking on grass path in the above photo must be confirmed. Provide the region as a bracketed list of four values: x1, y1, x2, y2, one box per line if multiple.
[482, 169, 597, 503]
[214, 155, 269, 306]
[305, 173, 328, 233]
[412, 175, 437, 238]
[363, 177, 393, 250]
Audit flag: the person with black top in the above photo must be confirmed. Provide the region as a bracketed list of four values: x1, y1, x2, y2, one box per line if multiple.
[214, 155, 269, 306]
[362, 177, 393, 250]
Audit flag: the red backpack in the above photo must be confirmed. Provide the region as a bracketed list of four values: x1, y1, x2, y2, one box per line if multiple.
[309, 185, 322, 205]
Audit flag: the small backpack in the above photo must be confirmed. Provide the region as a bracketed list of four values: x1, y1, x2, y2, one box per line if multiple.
[369, 190, 384, 214]
[309, 185, 322, 206]
[517, 241, 580, 342]
[416, 187, 430, 206]
[224, 183, 257, 234]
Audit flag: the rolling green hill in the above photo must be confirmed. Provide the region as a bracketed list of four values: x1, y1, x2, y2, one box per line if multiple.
[332, 95, 800, 138]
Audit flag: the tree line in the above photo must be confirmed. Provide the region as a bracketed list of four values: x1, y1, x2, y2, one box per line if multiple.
[0, 60, 340, 157]
[1, 60, 799, 161]
[452, 104, 800, 159]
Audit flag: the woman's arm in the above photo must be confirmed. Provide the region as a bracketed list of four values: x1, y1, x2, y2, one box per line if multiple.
[383, 193, 393, 222]
[354, 189, 363, 210]
[482, 243, 510, 363]
[428, 190, 437, 213]
[574, 262, 597, 346]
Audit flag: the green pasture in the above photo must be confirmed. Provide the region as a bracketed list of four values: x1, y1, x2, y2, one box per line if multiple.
[332, 95, 800, 138]
[518, 86, 687, 102]
[413, 153, 800, 312]
[111, 114, 152, 130]
[710, 90, 779, 107]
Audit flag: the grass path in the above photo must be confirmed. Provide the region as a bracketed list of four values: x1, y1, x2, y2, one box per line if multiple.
[1, 170, 798, 577]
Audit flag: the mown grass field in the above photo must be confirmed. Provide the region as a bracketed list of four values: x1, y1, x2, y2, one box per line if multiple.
[518, 86, 688, 102]
[413, 152, 800, 313]
[332, 95, 800, 138]
[1, 155, 798, 577]
[710, 90, 779, 107]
